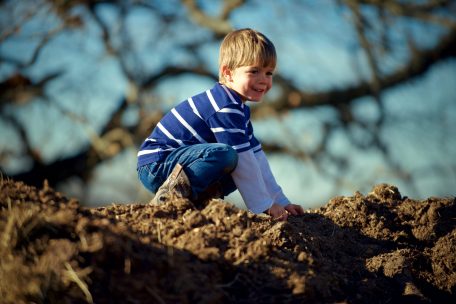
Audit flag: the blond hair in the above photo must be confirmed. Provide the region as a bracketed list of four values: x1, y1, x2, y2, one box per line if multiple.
[219, 28, 276, 83]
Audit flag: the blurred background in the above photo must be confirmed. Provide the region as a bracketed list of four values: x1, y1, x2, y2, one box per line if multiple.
[1, 0, 455, 208]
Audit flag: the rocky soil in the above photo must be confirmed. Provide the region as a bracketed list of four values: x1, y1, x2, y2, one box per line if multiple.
[1, 178, 455, 303]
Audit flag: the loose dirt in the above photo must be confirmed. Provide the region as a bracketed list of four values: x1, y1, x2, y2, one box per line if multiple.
[1, 179, 455, 303]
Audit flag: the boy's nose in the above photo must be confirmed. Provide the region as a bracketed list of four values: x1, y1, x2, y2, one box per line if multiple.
[259, 74, 269, 83]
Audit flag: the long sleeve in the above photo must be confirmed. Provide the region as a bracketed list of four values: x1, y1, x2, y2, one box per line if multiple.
[231, 150, 273, 214]
[255, 150, 290, 206]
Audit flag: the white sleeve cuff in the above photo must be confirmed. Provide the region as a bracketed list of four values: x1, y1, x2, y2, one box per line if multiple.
[249, 198, 273, 214]
[271, 191, 290, 207]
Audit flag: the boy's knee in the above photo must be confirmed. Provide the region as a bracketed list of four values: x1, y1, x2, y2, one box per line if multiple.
[212, 144, 238, 172]
[224, 146, 238, 172]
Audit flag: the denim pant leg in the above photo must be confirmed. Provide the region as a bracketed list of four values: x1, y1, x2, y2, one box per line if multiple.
[137, 162, 165, 194]
[171, 143, 238, 199]
[138, 143, 238, 199]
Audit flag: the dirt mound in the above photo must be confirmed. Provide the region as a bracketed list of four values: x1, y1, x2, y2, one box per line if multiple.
[1, 178, 455, 303]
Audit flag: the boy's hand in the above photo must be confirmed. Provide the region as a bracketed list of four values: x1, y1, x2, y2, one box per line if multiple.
[267, 204, 288, 221]
[284, 203, 304, 216]
[267, 203, 305, 221]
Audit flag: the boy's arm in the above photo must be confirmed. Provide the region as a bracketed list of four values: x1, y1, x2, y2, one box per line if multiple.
[256, 150, 305, 217]
[231, 149, 304, 218]
[231, 150, 273, 214]
[254, 150, 290, 206]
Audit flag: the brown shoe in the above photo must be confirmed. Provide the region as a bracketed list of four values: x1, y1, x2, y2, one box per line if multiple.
[151, 164, 192, 204]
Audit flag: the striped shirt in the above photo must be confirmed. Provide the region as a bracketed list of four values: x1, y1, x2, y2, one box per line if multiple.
[137, 82, 262, 167]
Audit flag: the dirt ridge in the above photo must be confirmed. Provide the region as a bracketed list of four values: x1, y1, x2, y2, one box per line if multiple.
[1, 179, 455, 303]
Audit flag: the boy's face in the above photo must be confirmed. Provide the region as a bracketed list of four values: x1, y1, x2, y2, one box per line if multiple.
[222, 64, 274, 102]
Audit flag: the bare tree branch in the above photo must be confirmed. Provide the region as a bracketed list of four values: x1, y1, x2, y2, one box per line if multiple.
[181, 0, 244, 36]
[256, 25, 456, 116]
[0, 71, 63, 107]
[359, 0, 456, 29]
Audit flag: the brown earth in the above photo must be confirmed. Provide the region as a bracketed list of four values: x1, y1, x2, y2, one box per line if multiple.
[0, 178, 455, 303]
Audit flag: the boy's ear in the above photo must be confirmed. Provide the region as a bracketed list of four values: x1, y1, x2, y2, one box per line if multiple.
[221, 65, 232, 82]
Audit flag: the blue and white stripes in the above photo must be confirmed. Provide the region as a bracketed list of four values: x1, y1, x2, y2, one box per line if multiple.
[137, 83, 261, 167]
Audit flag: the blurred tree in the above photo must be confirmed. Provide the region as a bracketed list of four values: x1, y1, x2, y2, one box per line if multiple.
[1, 0, 455, 204]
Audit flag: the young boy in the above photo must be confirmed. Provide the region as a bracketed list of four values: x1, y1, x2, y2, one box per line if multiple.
[137, 28, 304, 221]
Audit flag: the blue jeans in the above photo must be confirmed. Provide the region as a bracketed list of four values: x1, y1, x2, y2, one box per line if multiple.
[137, 143, 238, 200]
